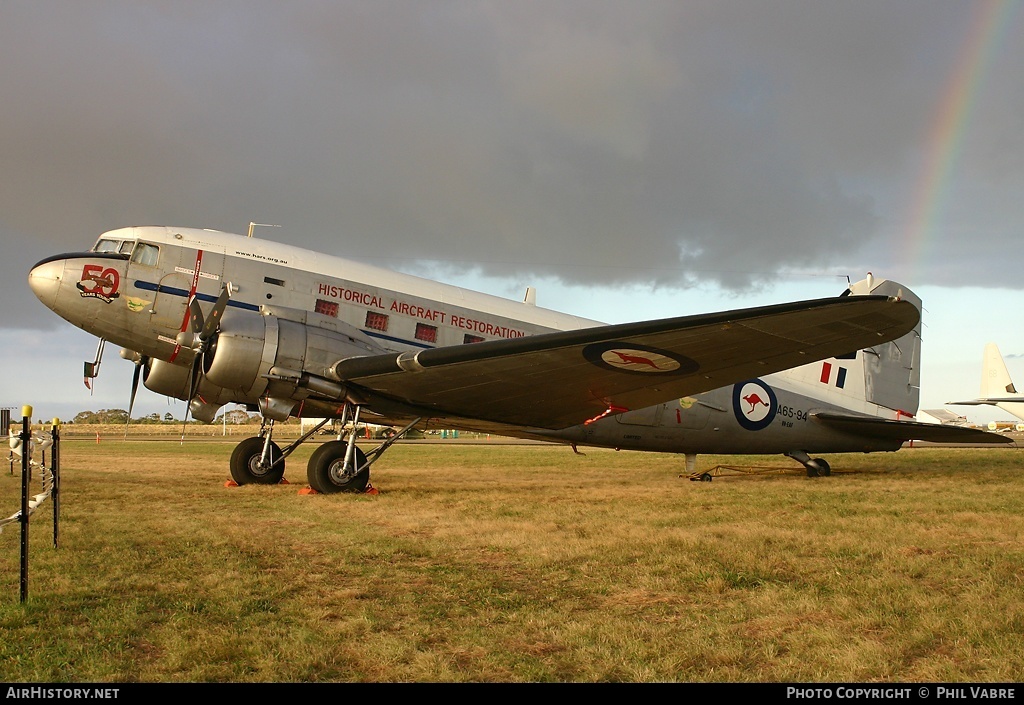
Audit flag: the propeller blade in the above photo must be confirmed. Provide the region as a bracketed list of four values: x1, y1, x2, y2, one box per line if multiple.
[181, 353, 203, 442]
[188, 296, 205, 336]
[128, 362, 142, 419]
[180, 283, 232, 442]
[125, 354, 148, 440]
[187, 283, 232, 404]
[187, 353, 203, 402]
[200, 283, 232, 341]
[180, 404, 190, 444]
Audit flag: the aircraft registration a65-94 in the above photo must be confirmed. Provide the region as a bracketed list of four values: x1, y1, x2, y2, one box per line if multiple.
[28, 226, 1009, 492]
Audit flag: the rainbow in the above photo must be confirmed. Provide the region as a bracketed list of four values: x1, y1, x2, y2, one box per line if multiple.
[901, 0, 1020, 282]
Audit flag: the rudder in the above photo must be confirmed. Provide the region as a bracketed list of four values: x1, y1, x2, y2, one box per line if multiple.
[980, 342, 1016, 397]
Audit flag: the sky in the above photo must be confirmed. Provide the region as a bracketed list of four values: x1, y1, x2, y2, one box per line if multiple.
[2, 0, 1024, 426]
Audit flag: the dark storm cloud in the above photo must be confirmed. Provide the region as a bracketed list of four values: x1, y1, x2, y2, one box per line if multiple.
[3, 1, 1022, 330]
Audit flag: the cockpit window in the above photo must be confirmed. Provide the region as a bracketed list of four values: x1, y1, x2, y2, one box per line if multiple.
[94, 239, 121, 253]
[130, 242, 160, 267]
[118, 241, 134, 255]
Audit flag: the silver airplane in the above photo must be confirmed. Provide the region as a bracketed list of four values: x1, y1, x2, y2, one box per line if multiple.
[28, 226, 1009, 492]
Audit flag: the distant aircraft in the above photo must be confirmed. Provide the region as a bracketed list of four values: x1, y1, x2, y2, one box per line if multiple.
[28, 227, 1009, 492]
[949, 342, 1024, 422]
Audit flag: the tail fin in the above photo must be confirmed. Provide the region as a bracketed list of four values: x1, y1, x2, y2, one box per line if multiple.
[853, 276, 922, 415]
[980, 342, 1017, 397]
[776, 275, 922, 417]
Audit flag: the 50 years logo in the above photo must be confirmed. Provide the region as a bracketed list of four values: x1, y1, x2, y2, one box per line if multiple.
[77, 264, 121, 303]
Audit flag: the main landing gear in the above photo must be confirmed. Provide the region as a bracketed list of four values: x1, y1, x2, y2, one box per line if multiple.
[786, 451, 831, 477]
[228, 404, 422, 494]
[230, 434, 286, 485]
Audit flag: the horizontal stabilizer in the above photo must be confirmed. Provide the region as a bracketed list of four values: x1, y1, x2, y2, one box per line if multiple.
[813, 413, 1013, 445]
[948, 397, 1024, 405]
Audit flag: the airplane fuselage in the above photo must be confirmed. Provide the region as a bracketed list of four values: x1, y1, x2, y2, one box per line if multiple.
[30, 226, 939, 483]
[31, 226, 601, 366]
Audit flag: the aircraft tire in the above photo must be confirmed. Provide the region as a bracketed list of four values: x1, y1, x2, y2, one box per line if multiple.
[230, 437, 286, 485]
[307, 441, 370, 494]
[804, 458, 831, 478]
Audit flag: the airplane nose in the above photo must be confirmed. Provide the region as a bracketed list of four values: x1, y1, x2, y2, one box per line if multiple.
[28, 257, 66, 310]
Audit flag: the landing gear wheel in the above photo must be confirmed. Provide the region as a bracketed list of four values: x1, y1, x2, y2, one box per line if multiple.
[230, 436, 285, 485]
[805, 458, 830, 478]
[307, 440, 370, 494]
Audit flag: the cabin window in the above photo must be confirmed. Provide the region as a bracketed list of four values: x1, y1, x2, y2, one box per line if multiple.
[415, 323, 438, 344]
[365, 311, 389, 331]
[130, 242, 160, 267]
[464, 334, 485, 344]
[315, 299, 339, 318]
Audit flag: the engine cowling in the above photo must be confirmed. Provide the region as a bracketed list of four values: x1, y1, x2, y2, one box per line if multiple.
[143, 358, 236, 409]
[143, 358, 194, 399]
[202, 307, 384, 399]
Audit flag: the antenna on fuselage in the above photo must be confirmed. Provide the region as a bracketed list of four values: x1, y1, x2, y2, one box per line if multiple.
[247, 222, 281, 238]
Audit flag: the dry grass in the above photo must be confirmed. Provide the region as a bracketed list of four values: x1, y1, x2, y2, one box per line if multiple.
[1, 437, 1023, 682]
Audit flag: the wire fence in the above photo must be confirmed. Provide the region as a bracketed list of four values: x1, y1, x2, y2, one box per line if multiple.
[3, 408, 61, 603]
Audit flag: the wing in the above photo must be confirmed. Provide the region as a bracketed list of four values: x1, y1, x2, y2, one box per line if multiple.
[813, 413, 1012, 445]
[327, 293, 919, 430]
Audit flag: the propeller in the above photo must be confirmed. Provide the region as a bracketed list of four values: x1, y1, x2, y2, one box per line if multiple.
[128, 354, 148, 419]
[120, 350, 149, 438]
[183, 283, 232, 400]
[178, 283, 233, 432]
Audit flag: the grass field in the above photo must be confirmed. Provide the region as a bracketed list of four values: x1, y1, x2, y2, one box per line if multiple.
[1, 436, 1023, 683]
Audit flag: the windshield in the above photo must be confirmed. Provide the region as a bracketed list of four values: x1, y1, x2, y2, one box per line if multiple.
[93, 238, 121, 253]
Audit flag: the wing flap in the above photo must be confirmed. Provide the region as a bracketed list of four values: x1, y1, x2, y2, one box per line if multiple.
[331, 294, 919, 430]
[813, 413, 1012, 444]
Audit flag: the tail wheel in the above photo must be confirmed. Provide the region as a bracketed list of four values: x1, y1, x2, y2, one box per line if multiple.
[307, 440, 370, 494]
[230, 436, 286, 485]
[805, 458, 830, 478]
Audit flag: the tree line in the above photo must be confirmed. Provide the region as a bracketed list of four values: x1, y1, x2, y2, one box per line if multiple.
[70, 409, 260, 424]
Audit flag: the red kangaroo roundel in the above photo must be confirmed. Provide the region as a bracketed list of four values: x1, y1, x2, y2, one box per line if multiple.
[732, 379, 777, 431]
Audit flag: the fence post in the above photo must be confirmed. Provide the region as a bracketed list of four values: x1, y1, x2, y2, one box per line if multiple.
[2, 408, 9, 476]
[51, 418, 60, 549]
[19, 405, 31, 603]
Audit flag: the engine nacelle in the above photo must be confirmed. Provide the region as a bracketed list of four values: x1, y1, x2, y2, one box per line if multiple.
[143, 358, 193, 399]
[143, 358, 235, 407]
[189, 399, 221, 424]
[203, 307, 384, 399]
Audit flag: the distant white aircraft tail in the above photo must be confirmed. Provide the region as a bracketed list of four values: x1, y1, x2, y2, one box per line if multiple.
[948, 342, 1024, 422]
[980, 342, 1017, 397]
